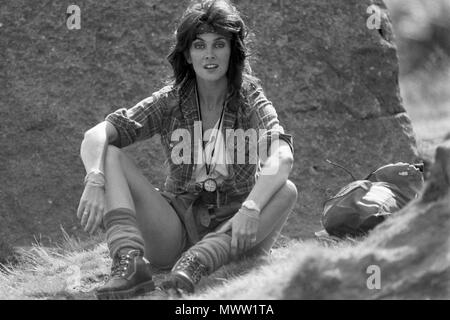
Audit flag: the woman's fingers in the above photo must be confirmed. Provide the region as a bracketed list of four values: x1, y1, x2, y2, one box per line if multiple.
[80, 205, 90, 227]
[87, 211, 95, 234]
[85, 208, 96, 233]
[216, 220, 232, 234]
[90, 205, 105, 234]
[242, 236, 252, 254]
[237, 236, 245, 255]
[86, 203, 104, 234]
[230, 232, 238, 257]
[78, 186, 106, 234]
[77, 199, 86, 220]
[91, 210, 104, 234]
[236, 233, 254, 255]
[230, 216, 260, 256]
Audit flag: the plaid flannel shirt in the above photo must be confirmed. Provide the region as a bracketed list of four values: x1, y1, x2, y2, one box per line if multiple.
[105, 78, 293, 203]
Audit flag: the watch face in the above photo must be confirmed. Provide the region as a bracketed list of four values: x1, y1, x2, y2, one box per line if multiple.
[203, 179, 217, 192]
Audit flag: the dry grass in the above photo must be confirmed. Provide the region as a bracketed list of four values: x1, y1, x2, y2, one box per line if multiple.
[0, 229, 109, 300]
[0, 231, 356, 300]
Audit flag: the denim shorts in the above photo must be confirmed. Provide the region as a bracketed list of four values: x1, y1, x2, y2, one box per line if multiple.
[160, 190, 246, 250]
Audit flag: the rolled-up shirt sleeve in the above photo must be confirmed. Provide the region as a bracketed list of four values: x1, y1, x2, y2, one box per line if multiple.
[247, 86, 294, 157]
[105, 86, 172, 148]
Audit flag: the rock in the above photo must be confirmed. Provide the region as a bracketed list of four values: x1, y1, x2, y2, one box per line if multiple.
[237, 0, 419, 238]
[0, 0, 418, 245]
[0, 0, 183, 246]
[281, 139, 450, 299]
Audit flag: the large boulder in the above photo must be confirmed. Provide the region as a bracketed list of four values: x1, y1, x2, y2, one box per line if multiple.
[238, 0, 419, 238]
[0, 0, 418, 246]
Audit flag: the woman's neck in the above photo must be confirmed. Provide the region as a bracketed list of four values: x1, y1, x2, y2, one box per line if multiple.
[196, 77, 228, 111]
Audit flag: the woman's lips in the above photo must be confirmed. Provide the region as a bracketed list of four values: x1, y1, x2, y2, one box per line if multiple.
[204, 64, 219, 69]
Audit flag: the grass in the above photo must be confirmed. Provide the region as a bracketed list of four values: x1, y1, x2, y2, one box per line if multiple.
[0, 231, 358, 300]
[0, 228, 109, 300]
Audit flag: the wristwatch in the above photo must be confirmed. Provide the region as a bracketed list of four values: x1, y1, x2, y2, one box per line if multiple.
[241, 200, 261, 213]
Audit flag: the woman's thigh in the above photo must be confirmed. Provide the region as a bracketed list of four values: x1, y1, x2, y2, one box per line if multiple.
[104, 145, 185, 267]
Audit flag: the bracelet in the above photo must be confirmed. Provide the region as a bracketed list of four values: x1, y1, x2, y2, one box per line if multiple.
[85, 181, 105, 189]
[84, 169, 106, 186]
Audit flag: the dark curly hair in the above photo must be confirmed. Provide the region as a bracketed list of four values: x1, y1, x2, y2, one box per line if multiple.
[167, 0, 259, 100]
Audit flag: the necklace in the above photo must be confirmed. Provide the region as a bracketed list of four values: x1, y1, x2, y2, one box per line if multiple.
[195, 86, 226, 176]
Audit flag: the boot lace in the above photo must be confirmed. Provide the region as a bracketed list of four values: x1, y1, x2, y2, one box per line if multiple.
[110, 251, 139, 278]
[175, 253, 208, 284]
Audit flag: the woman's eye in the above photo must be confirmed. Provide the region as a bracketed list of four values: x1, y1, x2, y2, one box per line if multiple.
[215, 42, 225, 48]
[193, 42, 205, 49]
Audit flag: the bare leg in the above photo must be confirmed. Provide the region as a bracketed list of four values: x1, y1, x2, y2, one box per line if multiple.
[246, 179, 298, 256]
[104, 145, 185, 267]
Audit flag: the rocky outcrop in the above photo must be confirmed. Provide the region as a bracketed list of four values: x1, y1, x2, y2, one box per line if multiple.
[281, 140, 450, 299]
[238, 0, 419, 238]
[0, 0, 418, 246]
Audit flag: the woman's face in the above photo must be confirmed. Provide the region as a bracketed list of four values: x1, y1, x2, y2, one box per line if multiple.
[186, 32, 231, 84]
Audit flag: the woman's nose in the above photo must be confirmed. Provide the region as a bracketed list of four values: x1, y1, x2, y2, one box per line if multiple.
[204, 47, 216, 60]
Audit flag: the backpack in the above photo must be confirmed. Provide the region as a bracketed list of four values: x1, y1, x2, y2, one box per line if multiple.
[318, 161, 424, 238]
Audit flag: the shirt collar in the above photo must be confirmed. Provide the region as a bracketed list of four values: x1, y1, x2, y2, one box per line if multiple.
[178, 78, 238, 130]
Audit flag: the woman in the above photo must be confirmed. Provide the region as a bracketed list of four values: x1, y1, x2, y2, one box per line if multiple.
[78, 0, 297, 299]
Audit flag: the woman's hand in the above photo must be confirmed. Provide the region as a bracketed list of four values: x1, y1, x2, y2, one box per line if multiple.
[77, 184, 106, 234]
[216, 208, 260, 257]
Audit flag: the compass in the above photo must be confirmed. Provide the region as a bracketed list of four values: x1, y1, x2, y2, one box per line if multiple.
[203, 178, 217, 192]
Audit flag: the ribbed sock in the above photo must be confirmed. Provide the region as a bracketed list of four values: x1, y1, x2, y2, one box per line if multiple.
[103, 208, 145, 259]
[189, 231, 232, 273]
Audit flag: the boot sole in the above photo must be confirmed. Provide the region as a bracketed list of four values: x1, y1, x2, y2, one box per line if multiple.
[160, 273, 195, 296]
[96, 280, 155, 300]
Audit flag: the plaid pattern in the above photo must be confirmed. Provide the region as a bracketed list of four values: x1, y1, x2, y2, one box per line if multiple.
[105, 78, 293, 200]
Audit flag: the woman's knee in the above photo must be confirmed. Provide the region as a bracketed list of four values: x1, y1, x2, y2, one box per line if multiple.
[262, 180, 297, 220]
[279, 179, 298, 206]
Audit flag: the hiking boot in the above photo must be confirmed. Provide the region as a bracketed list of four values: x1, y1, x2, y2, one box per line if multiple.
[95, 249, 155, 300]
[160, 251, 208, 296]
